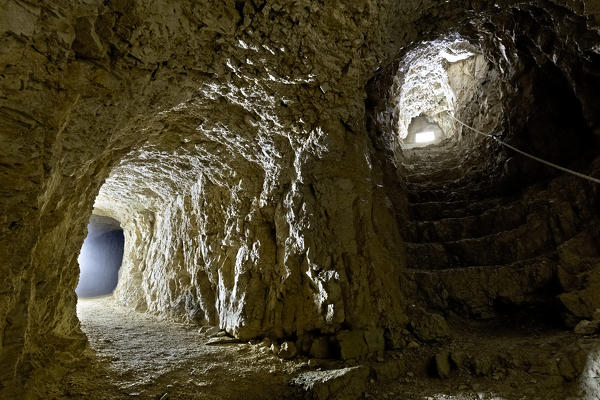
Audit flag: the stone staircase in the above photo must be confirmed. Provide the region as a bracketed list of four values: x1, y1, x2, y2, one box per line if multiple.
[400, 140, 564, 321]
[390, 140, 600, 397]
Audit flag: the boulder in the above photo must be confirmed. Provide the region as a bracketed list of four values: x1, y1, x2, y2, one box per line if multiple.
[409, 308, 450, 342]
[290, 367, 369, 400]
[574, 319, 600, 335]
[278, 341, 297, 359]
[434, 351, 451, 378]
[336, 330, 367, 360]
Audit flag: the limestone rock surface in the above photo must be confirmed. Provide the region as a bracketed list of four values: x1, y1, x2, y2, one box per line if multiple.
[2, 0, 600, 398]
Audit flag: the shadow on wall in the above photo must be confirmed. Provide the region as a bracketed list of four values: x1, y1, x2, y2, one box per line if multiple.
[76, 215, 124, 298]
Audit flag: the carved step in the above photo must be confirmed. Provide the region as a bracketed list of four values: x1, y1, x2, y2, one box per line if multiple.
[405, 214, 556, 269]
[407, 185, 500, 203]
[405, 199, 551, 242]
[405, 168, 494, 192]
[405, 256, 558, 319]
[408, 197, 506, 220]
[402, 165, 465, 184]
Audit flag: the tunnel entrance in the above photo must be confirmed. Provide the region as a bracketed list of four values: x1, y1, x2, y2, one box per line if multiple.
[76, 215, 125, 298]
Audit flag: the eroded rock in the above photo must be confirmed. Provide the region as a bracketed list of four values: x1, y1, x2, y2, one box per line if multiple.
[409, 307, 450, 342]
[278, 341, 297, 359]
[2, 0, 600, 397]
[290, 367, 369, 400]
[434, 351, 451, 378]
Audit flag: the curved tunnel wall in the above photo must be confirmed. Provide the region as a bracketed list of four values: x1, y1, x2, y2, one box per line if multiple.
[2, 0, 600, 397]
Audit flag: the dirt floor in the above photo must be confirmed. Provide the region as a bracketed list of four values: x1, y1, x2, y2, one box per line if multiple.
[55, 297, 600, 400]
[66, 297, 309, 399]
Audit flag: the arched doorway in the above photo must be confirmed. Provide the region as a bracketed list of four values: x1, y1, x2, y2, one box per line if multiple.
[76, 215, 124, 298]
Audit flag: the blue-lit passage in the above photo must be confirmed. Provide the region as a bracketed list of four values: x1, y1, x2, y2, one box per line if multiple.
[76, 215, 124, 298]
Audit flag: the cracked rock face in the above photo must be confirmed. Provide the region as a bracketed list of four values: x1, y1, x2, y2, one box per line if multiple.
[2, 0, 600, 397]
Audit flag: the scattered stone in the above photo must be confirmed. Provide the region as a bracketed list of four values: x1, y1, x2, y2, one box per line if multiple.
[198, 326, 220, 336]
[270, 343, 280, 354]
[557, 357, 576, 381]
[450, 351, 467, 369]
[278, 341, 297, 359]
[434, 351, 451, 378]
[290, 366, 369, 400]
[298, 361, 310, 369]
[407, 341, 419, 349]
[384, 328, 407, 349]
[372, 360, 403, 383]
[409, 307, 450, 342]
[574, 319, 600, 335]
[261, 338, 272, 348]
[473, 354, 492, 376]
[205, 336, 242, 345]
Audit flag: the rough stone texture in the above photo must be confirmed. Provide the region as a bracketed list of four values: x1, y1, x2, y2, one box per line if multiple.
[278, 341, 296, 359]
[0, 1, 409, 395]
[2, 0, 600, 398]
[408, 307, 450, 342]
[574, 319, 600, 335]
[336, 327, 384, 360]
[290, 366, 369, 400]
[434, 350, 451, 378]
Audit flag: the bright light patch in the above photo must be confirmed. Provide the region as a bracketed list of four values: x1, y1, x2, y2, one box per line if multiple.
[415, 131, 436, 143]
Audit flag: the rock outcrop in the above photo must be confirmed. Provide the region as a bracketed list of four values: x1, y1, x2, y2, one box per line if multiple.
[2, 0, 600, 398]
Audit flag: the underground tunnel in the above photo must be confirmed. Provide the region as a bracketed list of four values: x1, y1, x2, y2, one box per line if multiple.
[2, 1, 600, 399]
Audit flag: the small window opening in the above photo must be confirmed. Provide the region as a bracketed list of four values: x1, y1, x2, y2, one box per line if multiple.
[415, 131, 436, 143]
[403, 115, 444, 148]
[76, 215, 124, 298]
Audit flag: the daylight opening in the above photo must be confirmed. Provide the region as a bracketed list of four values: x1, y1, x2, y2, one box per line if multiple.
[76, 215, 124, 298]
[391, 34, 485, 149]
[415, 131, 435, 143]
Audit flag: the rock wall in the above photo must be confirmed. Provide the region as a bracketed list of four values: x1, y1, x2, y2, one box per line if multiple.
[104, 158, 406, 342]
[2, 0, 600, 397]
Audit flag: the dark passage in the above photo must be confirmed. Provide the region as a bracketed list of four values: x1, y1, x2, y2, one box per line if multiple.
[76, 215, 125, 298]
